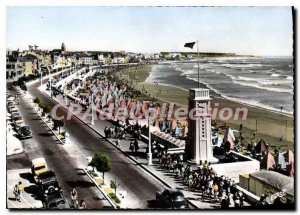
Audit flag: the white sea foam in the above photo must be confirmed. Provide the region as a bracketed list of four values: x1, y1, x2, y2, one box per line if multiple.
[221, 63, 263, 68]
[271, 73, 280, 77]
[150, 61, 294, 115]
[233, 80, 294, 94]
[237, 76, 259, 81]
[184, 76, 293, 115]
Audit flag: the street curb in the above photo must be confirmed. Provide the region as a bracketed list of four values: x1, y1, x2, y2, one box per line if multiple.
[83, 169, 118, 209]
[41, 90, 198, 209]
[21, 89, 66, 145]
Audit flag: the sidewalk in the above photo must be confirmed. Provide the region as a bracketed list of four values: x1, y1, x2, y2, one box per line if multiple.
[7, 169, 43, 209]
[6, 108, 24, 156]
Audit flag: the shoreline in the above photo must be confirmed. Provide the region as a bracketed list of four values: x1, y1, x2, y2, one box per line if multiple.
[115, 65, 294, 150]
[143, 80, 294, 118]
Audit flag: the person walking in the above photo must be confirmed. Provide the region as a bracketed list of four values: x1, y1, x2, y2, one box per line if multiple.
[220, 196, 230, 209]
[17, 181, 24, 200]
[116, 138, 120, 148]
[14, 184, 20, 202]
[129, 140, 134, 152]
[213, 183, 219, 202]
[71, 187, 78, 208]
[134, 139, 139, 153]
[78, 199, 87, 209]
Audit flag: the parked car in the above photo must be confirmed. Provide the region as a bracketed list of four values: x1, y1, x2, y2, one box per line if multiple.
[15, 119, 25, 131]
[32, 157, 48, 182]
[8, 106, 18, 113]
[18, 125, 32, 139]
[12, 115, 22, 124]
[44, 192, 71, 209]
[37, 171, 62, 197]
[156, 188, 189, 209]
[7, 101, 14, 109]
[11, 112, 21, 119]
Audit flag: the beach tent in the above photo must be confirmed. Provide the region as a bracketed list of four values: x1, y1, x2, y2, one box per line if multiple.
[285, 149, 294, 164]
[255, 139, 269, 154]
[260, 152, 276, 170]
[287, 161, 294, 177]
[224, 127, 235, 149]
[276, 152, 287, 169]
[171, 120, 177, 130]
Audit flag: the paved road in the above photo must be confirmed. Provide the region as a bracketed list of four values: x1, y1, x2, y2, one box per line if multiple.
[22, 77, 166, 208]
[7, 87, 110, 209]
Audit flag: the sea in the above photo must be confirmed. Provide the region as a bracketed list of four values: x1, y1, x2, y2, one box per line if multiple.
[145, 57, 294, 115]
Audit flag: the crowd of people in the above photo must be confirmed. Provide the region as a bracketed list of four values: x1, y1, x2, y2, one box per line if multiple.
[156, 153, 247, 208]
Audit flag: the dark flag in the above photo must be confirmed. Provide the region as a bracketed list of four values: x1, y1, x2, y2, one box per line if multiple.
[184, 42, 196, 49]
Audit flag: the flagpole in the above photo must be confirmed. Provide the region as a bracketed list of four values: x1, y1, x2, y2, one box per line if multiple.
[197, 40, 200, 88]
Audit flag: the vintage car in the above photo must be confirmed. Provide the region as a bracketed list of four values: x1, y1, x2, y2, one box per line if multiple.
[156, 188, 189, 209]
[12, 115, 22, 124]
[31, 157, 48, 182]
[18, 125, 32, 139]
[37, 170, 62, 197]
[14, 119, 25, 131]
[9, 106, 18, 113]
[11, 112, 21, 119]
[43, 192, 71, 209]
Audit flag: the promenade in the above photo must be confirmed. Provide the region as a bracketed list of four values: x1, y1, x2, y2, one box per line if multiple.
[39, 84, 245, 209]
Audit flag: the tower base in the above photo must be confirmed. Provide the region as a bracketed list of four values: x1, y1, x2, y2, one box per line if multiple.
[187, 157, 219, 165]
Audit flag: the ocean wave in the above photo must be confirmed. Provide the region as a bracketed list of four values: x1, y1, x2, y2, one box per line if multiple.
[271, 73, 280, 77]
[221, 63, 263, 68]
[237, 76, 259, 81]
[233, 80, 294, 94]
[226, 74, 237, 80]
[184, 76, 293, 115]
[193, 64, 211, 69]
[181, 69, 196, 76]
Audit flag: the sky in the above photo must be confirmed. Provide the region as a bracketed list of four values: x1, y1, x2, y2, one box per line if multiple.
[6, 6, 293, 56]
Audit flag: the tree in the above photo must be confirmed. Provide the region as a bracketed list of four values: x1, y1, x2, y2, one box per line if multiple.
[20, 84, 27, 92]
[110, 180, 117, 194]
[89, 152, 112, 182]
[42, 104, 51, 115]
[33, 97, 40, 104]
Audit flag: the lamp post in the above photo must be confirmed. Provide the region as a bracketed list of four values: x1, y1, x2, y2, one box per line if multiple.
[49, 71, 52, 98]
[40, 69, 42, 87]
[91, 92, 95, 125]
[148, 108, 153, 165]
[64, 81, 68, 106]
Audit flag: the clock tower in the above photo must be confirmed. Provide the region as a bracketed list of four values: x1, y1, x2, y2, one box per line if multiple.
[186, 88, 218, 164]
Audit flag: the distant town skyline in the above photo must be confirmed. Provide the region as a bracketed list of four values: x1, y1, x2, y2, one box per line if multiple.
[7, 6, 293, 56]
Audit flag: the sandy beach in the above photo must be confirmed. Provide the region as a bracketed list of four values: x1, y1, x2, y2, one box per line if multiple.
[115, 65, 294, 151]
